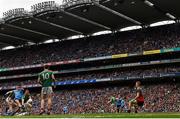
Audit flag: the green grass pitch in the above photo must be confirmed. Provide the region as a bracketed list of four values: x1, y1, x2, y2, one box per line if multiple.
[1, 113, 180, 118]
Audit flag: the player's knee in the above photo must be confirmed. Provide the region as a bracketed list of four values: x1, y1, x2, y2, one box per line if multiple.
[29, 104, 32, 108]
[6, 101, 10, 105]
[41, 95, 45, 100]
[28, 103, 32, 107]
[48, 94, 52, 100]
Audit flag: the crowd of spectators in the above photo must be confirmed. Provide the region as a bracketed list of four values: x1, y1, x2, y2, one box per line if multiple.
[32, 83, 180, 113]
[0, 23, 180, 114]
[0, 24, 180, 68]
[0, 66, 179, 89]
[59, 66, 180, 81]
[1, 83, 179, 114]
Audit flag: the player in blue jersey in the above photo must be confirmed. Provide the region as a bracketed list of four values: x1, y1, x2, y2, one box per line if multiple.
[109, 95, 126, 113]
[63, 106, 68, 114]
[5, 86, 24, 115]
[13, 86, 24, 109]
[115, 95, 126, 113]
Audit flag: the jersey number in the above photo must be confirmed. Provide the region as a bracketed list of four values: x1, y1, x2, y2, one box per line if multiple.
[42, 73, 50, 80]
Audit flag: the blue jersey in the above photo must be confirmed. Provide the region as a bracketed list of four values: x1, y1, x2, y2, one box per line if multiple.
[116, 98, 125, 107]
[116, 99, 121, 106]
[63, 106, 68, 113]
[13, 89, 24, 100]
[120, 99, 125, 107]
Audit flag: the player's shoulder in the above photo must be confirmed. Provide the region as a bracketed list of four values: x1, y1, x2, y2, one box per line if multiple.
[47, 70, 54, 73]
[137, 86, 142, 90]
[39, 71, 44, 74]
[42, 69, 53, 72]
[48, 70, 53, 72]
[39, 70, 49, 74]
[136, 87, 143, 93]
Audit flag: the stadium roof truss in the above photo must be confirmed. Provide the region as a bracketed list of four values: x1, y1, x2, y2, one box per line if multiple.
[0, 0, 179, 49]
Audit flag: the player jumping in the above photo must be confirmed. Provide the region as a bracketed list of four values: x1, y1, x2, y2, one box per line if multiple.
[38, 65, 56, 115]
[128, 81, 144, 113]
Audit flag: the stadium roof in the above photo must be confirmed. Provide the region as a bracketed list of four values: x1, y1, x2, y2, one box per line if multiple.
[0, 0, 179, 49]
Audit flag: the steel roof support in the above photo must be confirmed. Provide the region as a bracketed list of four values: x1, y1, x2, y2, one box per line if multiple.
[0, 41, 12, 46]
[0, 32, 32, 43]
[141, 0, 177, 20]
[33, 17, 83, 35]
[4, 24, 52, 38]
[60, 10, 111, 30]
[92, 1, 142, 25]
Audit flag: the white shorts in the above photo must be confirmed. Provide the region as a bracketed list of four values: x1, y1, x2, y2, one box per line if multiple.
[41, 87, 53, 95]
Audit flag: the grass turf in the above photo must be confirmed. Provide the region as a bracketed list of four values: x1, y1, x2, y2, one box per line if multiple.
[1, 113, 180, 118]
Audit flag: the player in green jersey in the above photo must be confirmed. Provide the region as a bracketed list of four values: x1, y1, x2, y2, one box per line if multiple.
[22, 89, 32, 114]
[108, 96, 116, 112]
[110, 97, 116, 105]
[38, 65, 56, 115]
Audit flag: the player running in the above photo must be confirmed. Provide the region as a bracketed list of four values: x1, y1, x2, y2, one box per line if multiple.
[13, 86, 24, 111]
[38, 65, 56, 115]
[128, 81, 144, 113]
[109, 96, 126, 113]
[63, 106, 68, 114]
[108, 96, 116, 112]
[115, 96, 126, 113]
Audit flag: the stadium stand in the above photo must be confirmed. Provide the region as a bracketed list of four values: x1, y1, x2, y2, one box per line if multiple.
[0, 0, 180, 115]
[0, 66, 179, 88]
[0, 24, 180, 68]
[0, 25, 180, 114]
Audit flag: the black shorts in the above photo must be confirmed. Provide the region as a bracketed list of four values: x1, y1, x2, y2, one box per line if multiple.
[137, 101, 144, 107]
[116, 105, 121, 108]
[116, 105, 124, 108]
